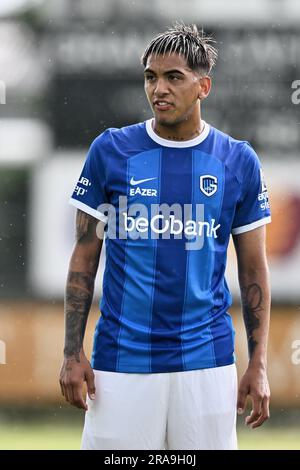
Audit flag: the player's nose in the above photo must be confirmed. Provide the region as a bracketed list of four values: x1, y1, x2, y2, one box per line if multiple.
[153, 78, 169, 96]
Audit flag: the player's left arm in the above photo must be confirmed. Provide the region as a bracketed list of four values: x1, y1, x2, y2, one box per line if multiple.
[233, 224, 271, 429]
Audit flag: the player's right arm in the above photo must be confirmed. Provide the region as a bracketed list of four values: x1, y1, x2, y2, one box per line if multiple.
[59, 209, 104, 410]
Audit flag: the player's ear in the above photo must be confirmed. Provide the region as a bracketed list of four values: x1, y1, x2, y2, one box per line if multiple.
[198, 76, 211, 100]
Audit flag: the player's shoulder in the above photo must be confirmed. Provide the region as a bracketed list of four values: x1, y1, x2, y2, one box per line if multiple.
[210, 125, 259, 166]
[210, 125, 248, 153]
[92, 121, 146, 150]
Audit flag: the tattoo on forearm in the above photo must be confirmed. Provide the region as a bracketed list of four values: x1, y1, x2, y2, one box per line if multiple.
[64, 271, 95, 362]
[241, 283, 263, 357]
[76, 210, 97, 244]
[64, 210, 99, 362]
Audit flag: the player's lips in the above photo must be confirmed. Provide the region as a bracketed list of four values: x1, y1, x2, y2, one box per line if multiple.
[153, 100, 173, 111]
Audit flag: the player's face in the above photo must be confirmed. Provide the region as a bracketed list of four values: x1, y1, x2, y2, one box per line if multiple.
[144, 53, 210, 127]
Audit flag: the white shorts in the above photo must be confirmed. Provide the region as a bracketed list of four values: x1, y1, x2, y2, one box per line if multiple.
[81, 363, 238, 450]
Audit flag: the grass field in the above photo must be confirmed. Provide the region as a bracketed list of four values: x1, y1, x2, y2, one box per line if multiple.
[0, 421, 300, 450]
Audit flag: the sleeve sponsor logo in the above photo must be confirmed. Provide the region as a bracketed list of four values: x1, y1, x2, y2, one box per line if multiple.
[258, 169, 270, 210]
[74, 176, 91, 196]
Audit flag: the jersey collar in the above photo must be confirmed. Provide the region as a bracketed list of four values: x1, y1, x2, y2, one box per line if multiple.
[145, 118, 210, 148]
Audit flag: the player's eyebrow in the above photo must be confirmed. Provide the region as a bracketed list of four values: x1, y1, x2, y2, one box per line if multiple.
[143, 68, 186, 76]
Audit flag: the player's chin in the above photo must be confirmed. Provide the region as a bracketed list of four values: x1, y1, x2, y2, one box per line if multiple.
[154, 112, 179, 127]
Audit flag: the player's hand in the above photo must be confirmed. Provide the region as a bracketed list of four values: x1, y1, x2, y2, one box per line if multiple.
[237, 365, 270, 429]
[59, 350, 96, 410]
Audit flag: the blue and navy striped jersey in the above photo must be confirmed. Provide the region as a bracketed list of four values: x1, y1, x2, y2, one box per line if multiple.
[70, 120, 271, 373]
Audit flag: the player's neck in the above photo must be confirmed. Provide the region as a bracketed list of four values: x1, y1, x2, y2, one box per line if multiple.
[152, 114, 203, 142]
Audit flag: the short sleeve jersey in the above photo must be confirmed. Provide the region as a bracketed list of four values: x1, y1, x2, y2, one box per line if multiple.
[70, 120, 271, 373]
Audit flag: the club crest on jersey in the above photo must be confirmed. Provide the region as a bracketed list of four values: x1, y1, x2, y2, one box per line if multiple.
[199, 175, 218, 197]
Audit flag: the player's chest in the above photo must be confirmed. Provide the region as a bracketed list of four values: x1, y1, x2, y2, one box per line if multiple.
[107, 149, 237, 214]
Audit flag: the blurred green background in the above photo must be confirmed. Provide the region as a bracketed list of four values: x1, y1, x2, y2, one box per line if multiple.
[1, 407, 300, 450]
